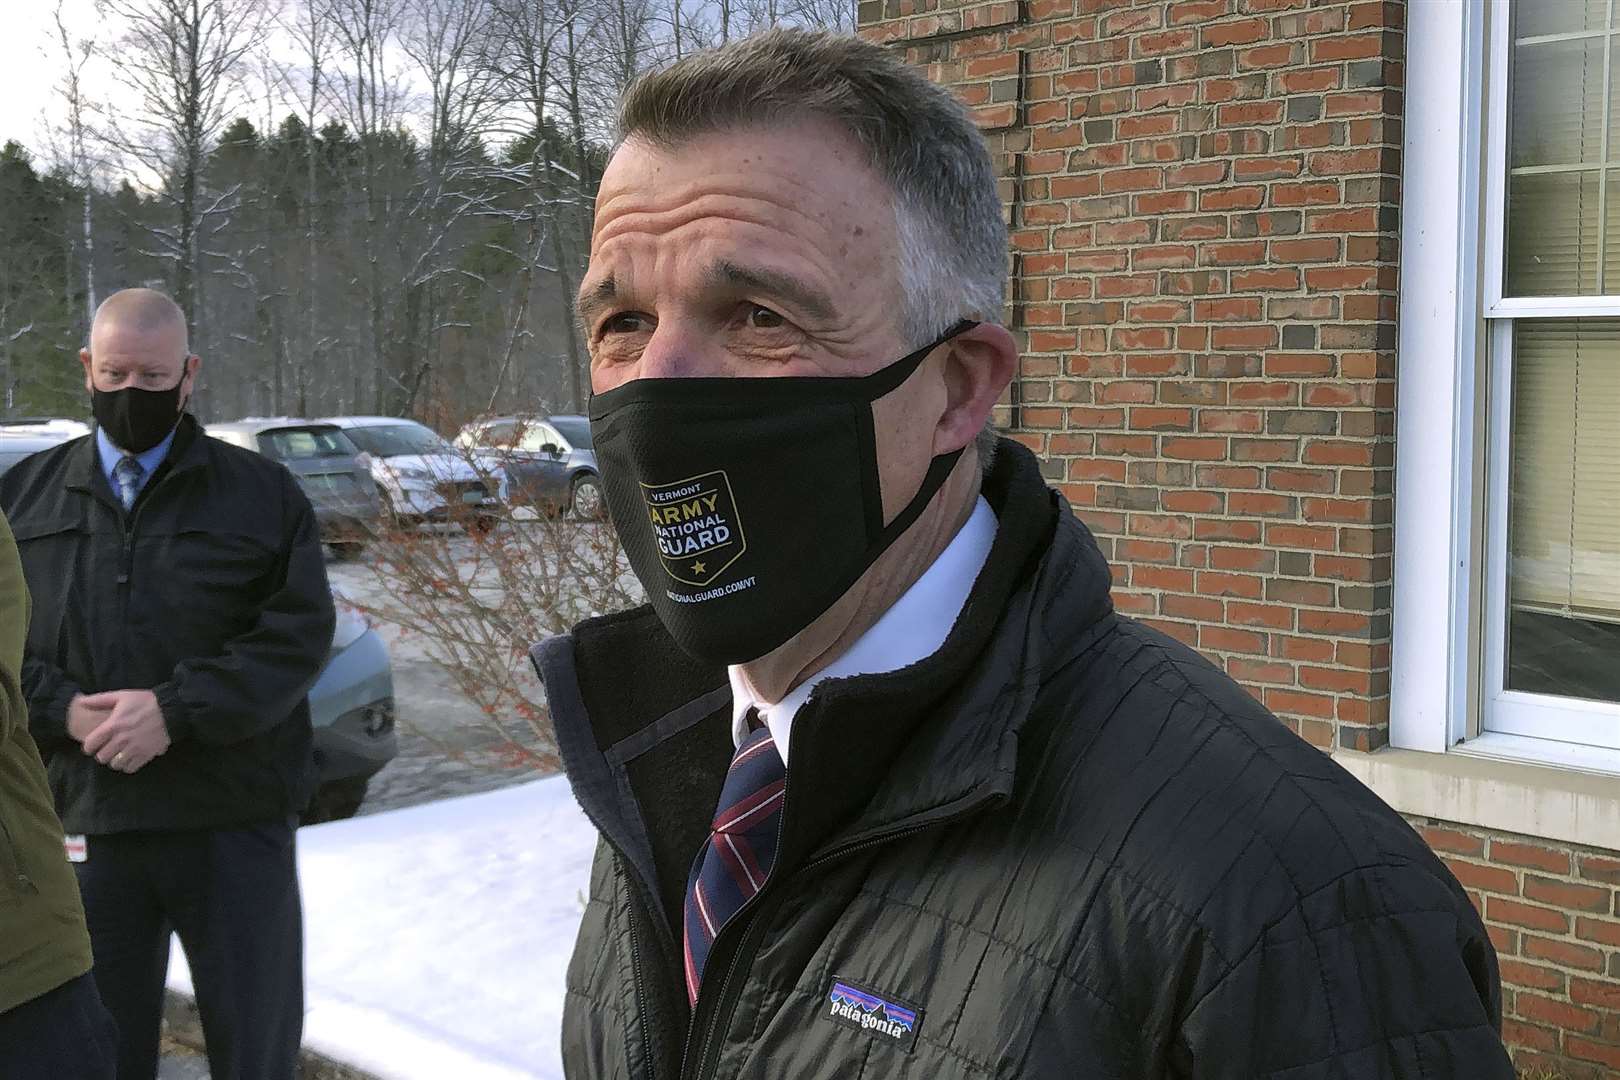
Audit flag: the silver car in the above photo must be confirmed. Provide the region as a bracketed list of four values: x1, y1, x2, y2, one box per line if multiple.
[207, 418, 382, 560]
[454, 413, 603, 518]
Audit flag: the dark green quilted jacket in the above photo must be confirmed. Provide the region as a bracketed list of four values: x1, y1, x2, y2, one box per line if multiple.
[534, 441, 1513, 1080]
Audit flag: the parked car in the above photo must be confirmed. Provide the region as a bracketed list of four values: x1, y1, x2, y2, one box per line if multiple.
[454, 413, 602, 518]
[304, 599, 396, 823]
[321, 415, 502, 531]
[207, 418, 382, 560]
[0, 426, 397, 825]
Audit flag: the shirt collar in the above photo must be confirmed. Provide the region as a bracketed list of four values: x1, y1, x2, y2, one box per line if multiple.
[96, 423, 178, 485]
[727, 495, 998, 766]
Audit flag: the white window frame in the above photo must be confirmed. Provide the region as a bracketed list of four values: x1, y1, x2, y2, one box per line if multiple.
[1391, 0, 1620, 775]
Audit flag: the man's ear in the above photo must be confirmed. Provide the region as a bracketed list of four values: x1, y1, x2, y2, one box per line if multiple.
[80, 347, 94, 395]
[932, 322, 1018, 457]
[181, 355, 200, 404]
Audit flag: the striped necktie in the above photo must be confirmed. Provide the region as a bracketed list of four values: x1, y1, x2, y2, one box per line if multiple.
[682, 723, 786, 1006]
[113, 455, 144, 511]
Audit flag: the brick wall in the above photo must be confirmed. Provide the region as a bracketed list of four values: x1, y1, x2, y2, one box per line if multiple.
[1417, 820, 1620, 1077]
[862, 0, 1401, 755]
[857, 0, 1620, 1072]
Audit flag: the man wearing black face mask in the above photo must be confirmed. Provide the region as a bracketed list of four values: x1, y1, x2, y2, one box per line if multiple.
[534, 30, 1513, 1080]
[0, 287, 334, 1080]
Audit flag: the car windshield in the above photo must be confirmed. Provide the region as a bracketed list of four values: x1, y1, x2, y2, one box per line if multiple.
[343, 423, 451, 458]
[0, 450, 34, 474]
[259, 426, 361, 461]
[550, 416, 592, 450]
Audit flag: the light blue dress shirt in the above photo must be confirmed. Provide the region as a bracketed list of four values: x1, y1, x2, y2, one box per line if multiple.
[96, 425, 177, 503]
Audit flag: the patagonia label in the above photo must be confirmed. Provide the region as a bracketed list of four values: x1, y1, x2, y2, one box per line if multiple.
[823, 976, 922, 1053]
[642, 470, 748, 589]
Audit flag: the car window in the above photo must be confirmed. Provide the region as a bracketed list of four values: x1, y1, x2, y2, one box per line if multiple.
[481, 420, 520, 447]
[342, 423, 452, 458]
[549, 416, 592, 450]
[0, 450, 31, 474]
[259, 426, 361, 460]
[517, 424, 562, 452]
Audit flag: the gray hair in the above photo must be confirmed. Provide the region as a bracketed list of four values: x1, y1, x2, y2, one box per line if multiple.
[617, 28, 1007, 472]
[617, 28, 1007, 347]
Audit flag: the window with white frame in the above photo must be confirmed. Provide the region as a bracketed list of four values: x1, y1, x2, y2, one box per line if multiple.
[1481, 0, 1620, 751]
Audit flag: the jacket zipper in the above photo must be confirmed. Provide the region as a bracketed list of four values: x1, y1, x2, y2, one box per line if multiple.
[683, 790, 1002, 1080]
[618, 859, 660, 1080]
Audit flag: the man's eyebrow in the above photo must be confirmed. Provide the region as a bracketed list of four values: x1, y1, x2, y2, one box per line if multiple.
[708, 261, 835, 322]
[576, 275, 617, 324]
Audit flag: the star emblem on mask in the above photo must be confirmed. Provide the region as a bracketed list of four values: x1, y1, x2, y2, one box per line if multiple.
[691, 560, 706, 574]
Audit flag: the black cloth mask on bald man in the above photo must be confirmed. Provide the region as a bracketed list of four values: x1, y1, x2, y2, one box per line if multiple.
[92, 370, 188, 454]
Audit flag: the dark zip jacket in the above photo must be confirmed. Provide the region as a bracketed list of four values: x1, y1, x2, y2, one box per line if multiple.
[0, 415, 335, 834]
[535, 439, 1512, 1079]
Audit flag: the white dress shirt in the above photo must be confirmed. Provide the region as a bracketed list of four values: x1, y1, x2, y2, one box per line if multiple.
[727, 496, 997, 765]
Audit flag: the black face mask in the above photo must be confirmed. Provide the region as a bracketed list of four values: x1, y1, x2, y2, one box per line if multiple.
[589, 321, 977, 664]
[92, 370, 188, 454]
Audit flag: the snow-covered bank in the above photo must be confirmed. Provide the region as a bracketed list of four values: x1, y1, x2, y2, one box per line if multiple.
[167, 776, 596, 1080]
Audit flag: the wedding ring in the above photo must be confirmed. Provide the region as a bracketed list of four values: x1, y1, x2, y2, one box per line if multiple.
[112, 752, 127, 766]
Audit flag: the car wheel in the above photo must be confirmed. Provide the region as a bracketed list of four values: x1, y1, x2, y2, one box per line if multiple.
[571, 474, 604, 519]
[300, 776, 370, 826]
[328, 542, 366, 561]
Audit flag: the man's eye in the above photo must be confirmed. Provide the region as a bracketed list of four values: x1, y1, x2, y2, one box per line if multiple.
[601, 313, 648, 336]
[746, 305, 785, 329]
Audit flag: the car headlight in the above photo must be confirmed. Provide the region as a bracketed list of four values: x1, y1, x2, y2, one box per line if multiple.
[386, 464, 432, 483]
[331, 601, 370, 652]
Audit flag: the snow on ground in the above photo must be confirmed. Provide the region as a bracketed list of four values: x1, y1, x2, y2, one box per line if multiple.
[167, 776, 597, 1080]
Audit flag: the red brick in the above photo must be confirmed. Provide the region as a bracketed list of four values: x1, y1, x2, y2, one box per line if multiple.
[1162, 593, 1224, 622]
[1523, 934, 1606, 972]
[1501, 1018, 1562, 1053]
[1524, 876, 1614, 914]
[1492, 841, 1573, 876]
[1229, 601, 1294, 630]
[1198, 571, 1264, 599]
[1227, 658, 1294, 684]
[1265, 688, 1335, 719]
[1488, 898, 1571, 935]
[1201, 16, 1267, 46]
[1499, 959, 1567, 995]
[1201, 625, 1267, 654]
[1311, 32, 1387, 62]
[1163, 437, 1228, 460]
[1575, 917, 1620, 948]
[1566, 1037, 1620, 1070]
[1159, 490, 1221, 516]
[1572, 976, 1620, 1010]
[1278, 67, 1341, 93]
[1516, 992, 1601, 1036]
[1200, 186, 1266, 211]
[1420, 826, 1484, 857]
[1578, 855, 1620, 885]
[1230, 268, 1299, 291]
[1442, 859, 1519, 896]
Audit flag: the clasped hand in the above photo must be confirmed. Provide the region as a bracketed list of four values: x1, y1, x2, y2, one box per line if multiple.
[67, 690, 172, 774]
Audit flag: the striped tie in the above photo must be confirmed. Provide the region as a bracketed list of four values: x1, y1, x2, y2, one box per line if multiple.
[682, 724, 786, 1006]
[113, 455, 144, 511]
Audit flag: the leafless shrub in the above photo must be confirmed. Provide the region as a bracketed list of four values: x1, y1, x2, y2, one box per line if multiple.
[346, 440, 640, 772]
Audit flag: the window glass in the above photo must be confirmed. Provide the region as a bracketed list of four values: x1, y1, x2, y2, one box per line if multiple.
[1505, 319, 1620, 704]
[342, 423, 451, 458]
[259, 426, 360, 461]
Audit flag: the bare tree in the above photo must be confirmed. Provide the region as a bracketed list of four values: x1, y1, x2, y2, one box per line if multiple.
[49, 0, 100, 330]
[97, 0, 266, 339]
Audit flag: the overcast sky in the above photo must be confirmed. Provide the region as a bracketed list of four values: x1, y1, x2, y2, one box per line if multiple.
[0, 0, 105, 154]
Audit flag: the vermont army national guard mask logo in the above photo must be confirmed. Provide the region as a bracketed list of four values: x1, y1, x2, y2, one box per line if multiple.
[588, 320, 977, 665]
[642, 470, 746, 587]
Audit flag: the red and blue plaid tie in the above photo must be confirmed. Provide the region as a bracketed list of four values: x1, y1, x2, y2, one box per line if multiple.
[682, 724, 786, 1006]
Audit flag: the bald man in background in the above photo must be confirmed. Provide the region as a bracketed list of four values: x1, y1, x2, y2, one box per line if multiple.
[0, 288, 335, 1079]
